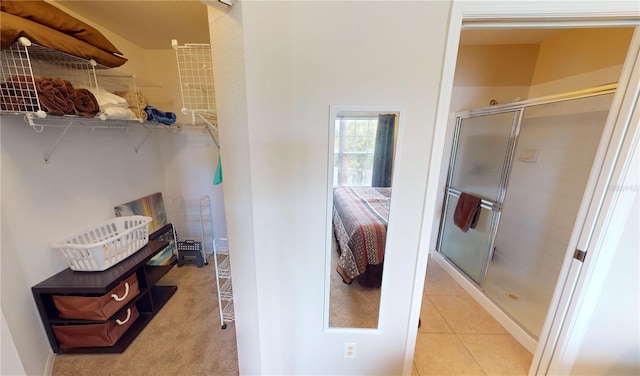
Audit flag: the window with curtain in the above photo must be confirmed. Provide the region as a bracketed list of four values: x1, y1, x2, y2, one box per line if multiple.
[334, 116, 378, 186]
[334, 114, 396, 187]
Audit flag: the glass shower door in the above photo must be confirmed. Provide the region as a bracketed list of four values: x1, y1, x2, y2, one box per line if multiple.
[483, 93, 614, 338]
[438, 111, 518, 284]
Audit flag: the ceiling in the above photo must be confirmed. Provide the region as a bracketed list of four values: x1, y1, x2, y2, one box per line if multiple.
[54, 1, 574, 50]
[55, 0, 211, 49]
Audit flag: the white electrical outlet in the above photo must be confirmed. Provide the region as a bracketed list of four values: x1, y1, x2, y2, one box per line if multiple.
[344, 342, 356, 358]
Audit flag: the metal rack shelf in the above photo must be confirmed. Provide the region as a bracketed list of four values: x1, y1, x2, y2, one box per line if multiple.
[220, 278, 233, 300]
[171, 196, 214, 262]
[0, 37, 209, 162]
[172, 39, 219, 149]
[213, 237, 234, 329]
[171, 195, 233, 329]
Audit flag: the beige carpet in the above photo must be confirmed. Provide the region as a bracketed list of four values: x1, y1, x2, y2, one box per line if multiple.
[328, 235, 381, 328]
[52, 255, 239, 376]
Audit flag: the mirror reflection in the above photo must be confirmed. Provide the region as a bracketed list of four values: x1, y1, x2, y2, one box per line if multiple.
[328, 109, 399, 328]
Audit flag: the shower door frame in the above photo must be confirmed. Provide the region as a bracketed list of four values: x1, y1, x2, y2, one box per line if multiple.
[437, 83, 618, 290]
[437, 108, 522, 286]
[436, 84, 618, 336]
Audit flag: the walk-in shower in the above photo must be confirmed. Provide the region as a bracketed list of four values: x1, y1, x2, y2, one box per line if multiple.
[437, 84, 616, 339]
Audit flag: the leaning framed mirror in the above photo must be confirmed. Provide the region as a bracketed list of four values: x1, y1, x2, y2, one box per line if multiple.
[325, 105, 401, 329]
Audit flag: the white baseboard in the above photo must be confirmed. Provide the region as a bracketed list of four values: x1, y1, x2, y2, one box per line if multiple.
[44, 350, 55, 376]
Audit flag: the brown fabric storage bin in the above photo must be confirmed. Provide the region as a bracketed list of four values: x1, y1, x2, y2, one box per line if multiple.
[53, 306, 140, 348]
[52, 273, 139, 320]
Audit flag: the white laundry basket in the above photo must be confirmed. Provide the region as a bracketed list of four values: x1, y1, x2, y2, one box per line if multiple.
[52, 216, 152, 271]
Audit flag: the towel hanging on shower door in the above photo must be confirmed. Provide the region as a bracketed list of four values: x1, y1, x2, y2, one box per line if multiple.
[453, 192, 481, 232]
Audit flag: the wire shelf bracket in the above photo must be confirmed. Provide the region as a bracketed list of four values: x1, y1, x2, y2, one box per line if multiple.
[172, 39, 219, 149]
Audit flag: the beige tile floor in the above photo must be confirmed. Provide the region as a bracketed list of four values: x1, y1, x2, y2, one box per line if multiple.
[412, 257, 533, 376]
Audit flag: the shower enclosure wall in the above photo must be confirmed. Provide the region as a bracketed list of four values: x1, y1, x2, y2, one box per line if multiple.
[437, 84, 616, 339]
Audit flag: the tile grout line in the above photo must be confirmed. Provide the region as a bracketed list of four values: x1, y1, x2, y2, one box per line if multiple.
[426, 290, 488, 375]
[424, 263, 531, 375]
[423, 262, 496, 375]
[455, 332, 491, 376]
[422, 292, 455, 334]
[420, 260, 503, 375]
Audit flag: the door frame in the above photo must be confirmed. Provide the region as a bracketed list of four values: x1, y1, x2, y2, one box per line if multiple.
[539, 28, 640, 376]
[406, 1, 640, 375]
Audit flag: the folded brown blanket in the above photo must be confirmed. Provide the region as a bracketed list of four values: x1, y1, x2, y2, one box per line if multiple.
[73, 88, 99, 117]
[0, 75, 39, 112]
[34, 76, 75, 116]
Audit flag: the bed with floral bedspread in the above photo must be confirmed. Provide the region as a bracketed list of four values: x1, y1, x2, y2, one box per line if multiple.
[333, 186, 391, 288]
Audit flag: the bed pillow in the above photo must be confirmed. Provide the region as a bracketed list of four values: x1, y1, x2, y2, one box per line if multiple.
[1, 12, 128, 68]
[1, 0, 123, 56]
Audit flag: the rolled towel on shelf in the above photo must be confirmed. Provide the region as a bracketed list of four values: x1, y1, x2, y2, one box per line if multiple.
[72, 88, 100, 117]
[34, 76, 75, 116]
[77, 86, 137, 120]
[144, 105, 176, 125]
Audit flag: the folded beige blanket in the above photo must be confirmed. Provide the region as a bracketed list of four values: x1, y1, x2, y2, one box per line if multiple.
[116, 88, 147, 120]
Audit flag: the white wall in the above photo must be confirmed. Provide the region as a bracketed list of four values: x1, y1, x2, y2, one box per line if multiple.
[208, 1, 450, 374]
[1, 309, 26, 376]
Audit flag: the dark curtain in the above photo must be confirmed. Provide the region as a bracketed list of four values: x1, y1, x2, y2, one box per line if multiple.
[371, 113, 396, 187]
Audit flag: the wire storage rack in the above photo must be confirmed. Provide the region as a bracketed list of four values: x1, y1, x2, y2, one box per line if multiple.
[213, 236, 234, 329]
[1, 37, 93, 121]
[170, 195, 233, 328]
[1, 37, 142, 124]
[171, 39, 219, 148]
[170, 195, 214, 265]
[1, 37, 174, 161]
